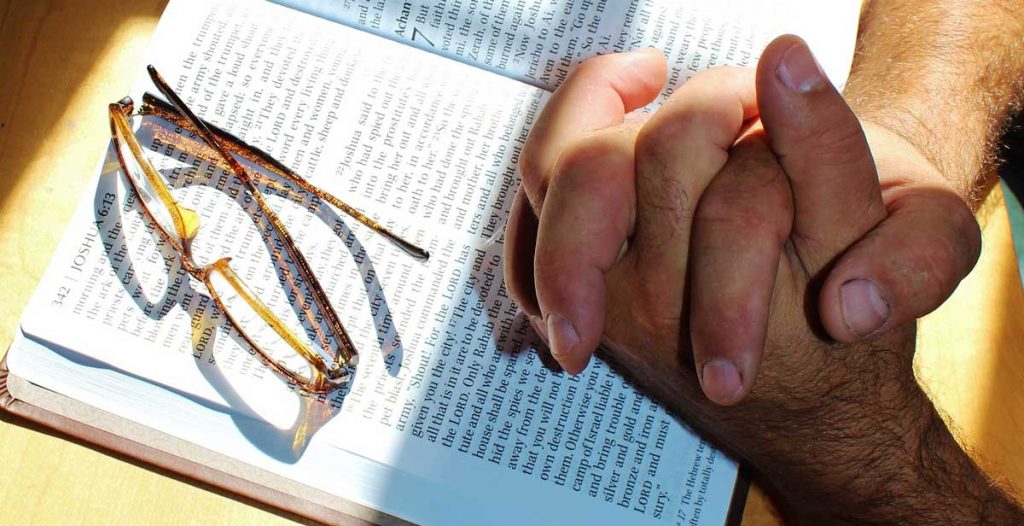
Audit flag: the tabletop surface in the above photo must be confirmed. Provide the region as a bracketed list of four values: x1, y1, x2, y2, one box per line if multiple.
[2, 1, 1023, 524]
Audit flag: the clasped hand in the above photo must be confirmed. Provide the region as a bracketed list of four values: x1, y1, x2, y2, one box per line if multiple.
[502, 37, 984, 516]
[505, 35, 979, 406]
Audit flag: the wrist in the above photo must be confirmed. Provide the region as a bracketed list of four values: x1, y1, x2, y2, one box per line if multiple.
[851, 104, 992, 206]
[842, 0, 1024, 206]
[858, 120, 962, 197]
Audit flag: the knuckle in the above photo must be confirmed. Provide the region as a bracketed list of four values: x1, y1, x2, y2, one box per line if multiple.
[636, 109, 705, 167]
[634, 188, 689, 247]
[550, 134, 634, 208]
[532, 252, 568, 290]
[908, 252, 955, 308]
[903, 230, 968, 307]
[907, 193, 981, 298]
[517, 147, 549, 202]
[574, 50, 636, 78]
[696, 155, 790, 237]
[607, 266, 683, 345]
[696, 194, 771, 237]
[571, 55, 607, 77]
[731, 139, 789, 189]
[634, 93, 732, 176]
[634, 116, 703, 217]
[623, 296, 682, 348]
[555, 133, 624, 179]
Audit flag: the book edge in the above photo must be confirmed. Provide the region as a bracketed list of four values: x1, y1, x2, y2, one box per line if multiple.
[0, 353, 406, 526]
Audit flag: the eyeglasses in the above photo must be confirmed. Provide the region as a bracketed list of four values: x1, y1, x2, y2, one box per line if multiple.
[109, 65, 428, 394]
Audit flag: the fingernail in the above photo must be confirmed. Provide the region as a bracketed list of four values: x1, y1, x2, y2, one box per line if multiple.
[840, 279, 890, 337]
[700, 358, 743, 405]
[623, 48, 664, 72]
[776, 41, 826, 93]
[546, 313, 580, 363]
[626, 47, 661, 62]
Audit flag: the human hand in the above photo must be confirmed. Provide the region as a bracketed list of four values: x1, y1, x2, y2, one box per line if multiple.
[505, 36, 980, 406]
[506, 37, 1017, 522]
[599, 38, 1020, 523]
[504, 47, 756, 379]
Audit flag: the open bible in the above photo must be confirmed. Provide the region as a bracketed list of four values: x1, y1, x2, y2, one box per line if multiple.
[1, 0, 860, 524]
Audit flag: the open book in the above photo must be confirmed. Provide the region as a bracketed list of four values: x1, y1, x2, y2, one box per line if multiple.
[1, 0, 860, 524]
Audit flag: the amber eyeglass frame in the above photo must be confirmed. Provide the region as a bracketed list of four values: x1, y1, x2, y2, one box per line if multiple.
[108, 65, 428, 394]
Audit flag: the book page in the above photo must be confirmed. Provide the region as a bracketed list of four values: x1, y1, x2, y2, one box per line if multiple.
[271, 0, 861, 95]
[12, 0, 737, 525]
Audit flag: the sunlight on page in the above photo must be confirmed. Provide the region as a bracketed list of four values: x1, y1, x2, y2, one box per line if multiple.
[271, 0, 860, 93]
[9, 0, 861, 523]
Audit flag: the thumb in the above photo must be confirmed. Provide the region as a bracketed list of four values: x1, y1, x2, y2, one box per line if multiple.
[818, 126, 982, 341]
[758, 36, 981, 341]
[756, 35, 887, 276]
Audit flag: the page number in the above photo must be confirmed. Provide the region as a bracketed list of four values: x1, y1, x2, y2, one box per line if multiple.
[412, 27, 435, 48]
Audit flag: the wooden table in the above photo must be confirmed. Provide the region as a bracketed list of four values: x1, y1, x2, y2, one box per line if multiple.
[2, 1, 1022, 524]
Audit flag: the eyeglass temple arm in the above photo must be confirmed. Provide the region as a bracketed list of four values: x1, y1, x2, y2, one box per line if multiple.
[139, 93, 430, 262]
[148, 65, 363, 365]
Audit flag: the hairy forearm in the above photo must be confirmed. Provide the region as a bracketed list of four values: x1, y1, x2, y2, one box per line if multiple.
[766, 397, 1024, 524]
[750, 343, 1024, 524]
[912, 410, 1024, 525]
[624, 328, 1021, 522]
[606, 328, 1024, 523]
[844, 0, 1024, 203]
[733, 349, 1024, 524]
